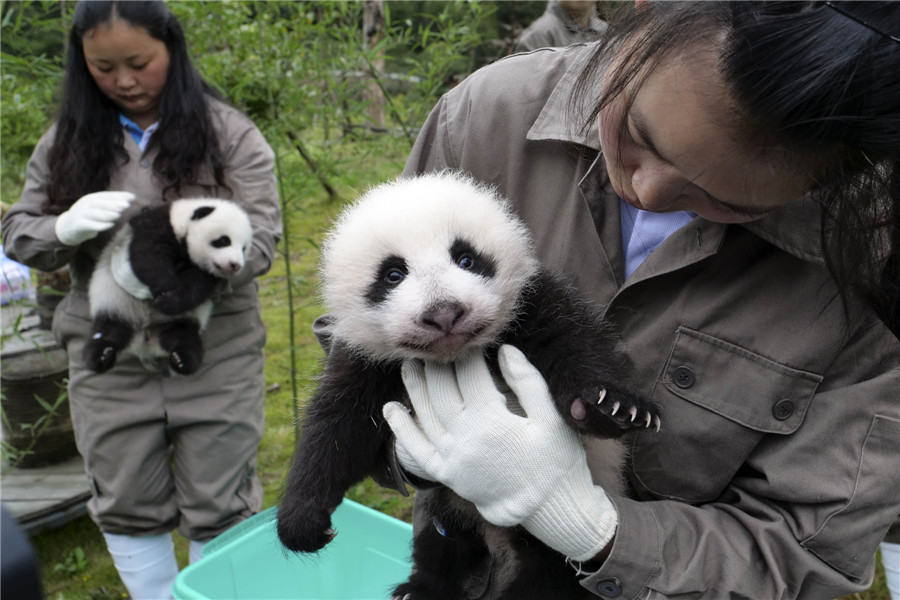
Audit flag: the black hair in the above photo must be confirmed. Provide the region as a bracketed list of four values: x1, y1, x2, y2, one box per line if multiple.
[44, 0, 226, 213]
[574, 1, 900, 336]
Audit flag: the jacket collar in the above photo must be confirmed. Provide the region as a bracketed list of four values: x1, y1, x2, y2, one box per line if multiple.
[527, 43, 604, 150]
[525, 43, 825, 267]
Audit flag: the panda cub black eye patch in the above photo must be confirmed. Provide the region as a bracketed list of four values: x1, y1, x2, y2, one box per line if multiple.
[366, 255, 407, 304]
[450, 238, 495, 278]
[211, 235, 232, 248]
[191, 206, 215, 220]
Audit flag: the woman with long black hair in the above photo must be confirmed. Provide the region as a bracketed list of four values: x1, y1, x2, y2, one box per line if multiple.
[2, 2, 281, 598]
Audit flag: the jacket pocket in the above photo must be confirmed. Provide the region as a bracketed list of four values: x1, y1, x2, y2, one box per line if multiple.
[630, 326, 822, 503]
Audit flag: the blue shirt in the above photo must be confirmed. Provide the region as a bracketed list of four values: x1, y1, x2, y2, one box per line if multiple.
[119, 113, 159, 152]
[620, 198, 695, 279]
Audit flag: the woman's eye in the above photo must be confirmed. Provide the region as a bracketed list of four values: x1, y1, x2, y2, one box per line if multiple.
[457, 255, 474, 270]
[132, 63, 148, 70]
[626, 119, 648, 152]
[385, 269, 404, 284]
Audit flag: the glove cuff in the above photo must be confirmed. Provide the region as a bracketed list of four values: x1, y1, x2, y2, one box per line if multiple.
[522, 479, 617, 562]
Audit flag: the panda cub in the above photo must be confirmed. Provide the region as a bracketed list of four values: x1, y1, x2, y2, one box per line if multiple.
[277, 172, 659, 600]
[85, 198, 252, 375]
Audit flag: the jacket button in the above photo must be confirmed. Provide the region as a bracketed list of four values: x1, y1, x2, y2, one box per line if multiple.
[673, 365, 695, 389]
[596, 578, 622, 597]
[773, 399, 794, 421]
[139, 158, 150, 168]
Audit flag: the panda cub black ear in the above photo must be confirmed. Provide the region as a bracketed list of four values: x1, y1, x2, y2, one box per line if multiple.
[191, 206, 216, 220]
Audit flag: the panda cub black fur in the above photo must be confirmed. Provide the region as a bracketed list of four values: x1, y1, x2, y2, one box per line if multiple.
[85, 198, 252, 375]
[277, 172, 659, 600]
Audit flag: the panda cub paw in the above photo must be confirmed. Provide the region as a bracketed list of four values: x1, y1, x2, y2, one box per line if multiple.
[597, 387, 661, 431]
[85, 344, 118, 372]
[83, 338, 119, 373]
[154, 290, 187, 315]
[168, 349, 203, 375]
[569, 387, 661, 438]
[276, 504, 336, 554]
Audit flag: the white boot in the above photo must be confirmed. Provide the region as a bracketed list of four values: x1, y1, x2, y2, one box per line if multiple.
[883, 541, 900, 600]
[103, 532, 178, 600]
[189, 539, 208, 565]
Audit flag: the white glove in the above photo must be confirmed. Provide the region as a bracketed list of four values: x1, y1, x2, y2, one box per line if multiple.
[383, 345, 617, 562]
[54, 191, 135, 246]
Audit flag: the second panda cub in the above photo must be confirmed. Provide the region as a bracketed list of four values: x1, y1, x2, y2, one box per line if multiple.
[85, 198, 252, 375]
[278, 172, 659, 600]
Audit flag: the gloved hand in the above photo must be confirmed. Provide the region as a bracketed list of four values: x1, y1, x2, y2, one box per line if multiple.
[383, 345, 617, 562]
[54, 191, 135, 246]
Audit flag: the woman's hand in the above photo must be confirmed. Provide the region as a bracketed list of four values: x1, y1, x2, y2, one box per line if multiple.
[54, 191, 135, 246]
[383, 344, 617, 562]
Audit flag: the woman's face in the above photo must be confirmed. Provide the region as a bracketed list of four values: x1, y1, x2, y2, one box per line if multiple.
[598, 42, 809, 224]
[82, 18, 170, 130]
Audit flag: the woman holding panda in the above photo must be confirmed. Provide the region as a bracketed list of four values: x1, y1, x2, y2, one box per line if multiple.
[383, 2, 900, 598]
[1, 1, 280, 598]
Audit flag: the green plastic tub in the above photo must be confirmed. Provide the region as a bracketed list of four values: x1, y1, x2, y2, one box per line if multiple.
[172, 499, 413, 600]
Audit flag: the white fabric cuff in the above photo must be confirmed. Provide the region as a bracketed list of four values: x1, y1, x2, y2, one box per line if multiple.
[522, 480, 617, 562]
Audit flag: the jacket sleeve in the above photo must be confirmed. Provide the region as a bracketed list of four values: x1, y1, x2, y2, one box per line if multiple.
[215, 111, 281, 289]
[1, 127, 76, 272]
[403, 95, 460, 177]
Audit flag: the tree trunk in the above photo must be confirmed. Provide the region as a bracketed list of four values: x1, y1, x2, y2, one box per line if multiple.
[362, 0, 386, 131]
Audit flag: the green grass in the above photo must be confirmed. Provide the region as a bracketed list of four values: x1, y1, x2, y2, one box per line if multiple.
[16, 135, 892, 599]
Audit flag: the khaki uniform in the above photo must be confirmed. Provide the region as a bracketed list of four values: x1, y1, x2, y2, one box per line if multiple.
[403, 44, 900, 599]
[514, 0, 607, 53]
[2, 98, 282, 541]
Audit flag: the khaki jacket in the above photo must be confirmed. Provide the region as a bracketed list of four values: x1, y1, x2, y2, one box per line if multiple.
[2, 97, 281, 316]
[1, 98, 279, 539]
[514, 0, 607, 53]
[403, 44, 900, 599]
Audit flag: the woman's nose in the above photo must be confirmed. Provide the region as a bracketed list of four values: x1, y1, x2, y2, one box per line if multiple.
[631, 166, 676, 211]
[117, 73, 136, 89]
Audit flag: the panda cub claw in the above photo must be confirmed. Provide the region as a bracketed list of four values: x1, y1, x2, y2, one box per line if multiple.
[169, 350, 202, 375]
[98, 346, 117, 371]
[83, 341, 118, 373]
[569, 387, 661, 437]
[593, 387, 661, 432]
[276, 505, 336, 554]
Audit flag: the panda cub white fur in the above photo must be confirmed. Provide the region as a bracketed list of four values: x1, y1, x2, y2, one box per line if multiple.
[277, 172, 659, 600]
[85, 198, 252, 375]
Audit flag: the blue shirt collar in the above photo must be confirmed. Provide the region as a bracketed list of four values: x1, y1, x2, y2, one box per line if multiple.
[119, 113, 159, 152]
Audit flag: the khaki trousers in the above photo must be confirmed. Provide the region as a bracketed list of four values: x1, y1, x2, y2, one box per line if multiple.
[53, 290, 265, 541]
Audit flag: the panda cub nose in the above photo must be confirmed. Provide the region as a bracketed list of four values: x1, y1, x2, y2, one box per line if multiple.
[219, 261, 242, 275]
[422, 305, 466, 333]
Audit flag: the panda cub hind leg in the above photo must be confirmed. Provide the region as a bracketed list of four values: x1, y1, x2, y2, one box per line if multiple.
[84, 314, 135, 372]
[157, 319, 204, 374]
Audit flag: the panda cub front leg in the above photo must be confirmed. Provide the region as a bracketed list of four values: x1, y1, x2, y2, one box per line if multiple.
[508, 271, 662, 439]
[84, 314, 135, 372]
